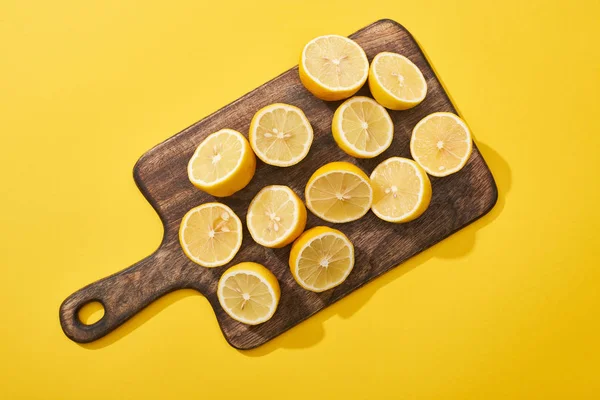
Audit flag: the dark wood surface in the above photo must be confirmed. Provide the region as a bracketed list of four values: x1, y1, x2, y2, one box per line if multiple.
[59, 19, 497, 349]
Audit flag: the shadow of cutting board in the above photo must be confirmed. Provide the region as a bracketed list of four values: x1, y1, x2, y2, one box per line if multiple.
[59, 19, 497, 350]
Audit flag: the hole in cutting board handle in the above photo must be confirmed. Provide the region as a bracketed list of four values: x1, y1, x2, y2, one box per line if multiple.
[78, 301, 105, 325]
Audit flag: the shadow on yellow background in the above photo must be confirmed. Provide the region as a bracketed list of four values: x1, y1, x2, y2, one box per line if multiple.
[244, 141, 512, 356]
[74, 140, 510, 354]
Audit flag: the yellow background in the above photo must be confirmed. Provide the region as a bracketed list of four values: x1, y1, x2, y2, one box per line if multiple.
[1, 0, 599, 398]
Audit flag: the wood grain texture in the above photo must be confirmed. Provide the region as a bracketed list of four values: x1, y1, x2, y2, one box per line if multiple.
[59, 19, 497, 349]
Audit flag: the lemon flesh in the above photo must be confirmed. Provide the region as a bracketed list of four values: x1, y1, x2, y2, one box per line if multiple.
[289, 226, 354, 292]
[187, 129, 256, 197]
[249, 103, 313, 167]
[179, 203, 242, 267]
[410, 112, 473, 177]
[370, 157, 432, 223]
[332, 96, 394, 158]
[305, 161, 373, 223]
[299, 35, 369, 101]
[247, 185, 307, 248]
[217, 262, 280, 325]
[368, 52, 427, 110]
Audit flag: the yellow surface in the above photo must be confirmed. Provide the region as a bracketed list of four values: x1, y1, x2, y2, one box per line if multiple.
[1, 0, 599, 399]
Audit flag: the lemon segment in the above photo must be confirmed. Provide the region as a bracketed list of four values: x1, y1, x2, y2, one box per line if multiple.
[247, 185, 307, 248]
[179, 203, 243, 267]
[187, 129, 256, 197]
[332, 96, 394, 158]
[410, 112, 473, 177]
[217, 262, 280, 325]
[370, 157, 432, 223]
[289, 226, 354, 292]
[299, 35, 369, 101]
[368, 52, 427, 110]
[249, 103, 313, 167]
[305, 161, 373, 223]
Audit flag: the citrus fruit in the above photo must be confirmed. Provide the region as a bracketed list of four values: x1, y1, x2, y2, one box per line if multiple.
[247, 185, 307, 248]
[299, 35, 369, 101]
[249, 103, 313, 167]
[187, 129, 256, 197]
[289, 226, 354, 292]
[410, 112, 473, 177]
[217, 262, 280, 325]
[305, 161, 372, 223]
[368, 52, 427, 110]
[370, 157, 432, 223]
[332, 96, 394, 158]
[179, 203, 242, 267]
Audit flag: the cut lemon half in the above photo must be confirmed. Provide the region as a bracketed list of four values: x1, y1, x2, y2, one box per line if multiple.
[217, 262, 280, 325]
[369, 52, 427, 110]
[299, 35, 369, 101]
[410, 112, 473, 177]
[179, 203, 242, 267]
[247, 185, 307, 248]
[187, 129, 256, 197]
[332, 96, 394, 158]
[289, 226, 354, 292]
[305, 161, 372, 223]
[249, 103, 313, 167]
[370, 157, 432, 223]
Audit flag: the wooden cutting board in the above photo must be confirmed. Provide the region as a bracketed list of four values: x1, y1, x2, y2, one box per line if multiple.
[59, 19, 497, 350]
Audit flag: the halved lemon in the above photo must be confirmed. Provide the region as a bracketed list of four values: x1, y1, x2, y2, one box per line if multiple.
[370, 157, 432, 223]
[289, 226, 354, 292]
[187, 129, 256, 197]
[368, 52, 427, 110]
[299, 35, 369, 101]
[410, 112, 473, 177]
[305, 161, 372, 223]
[179, 203, 242, 267]
[247, 185, 307, 248]
[249, 103, 313, 167]
[332, 96, 394, 158]
[217, 262, 280, 325]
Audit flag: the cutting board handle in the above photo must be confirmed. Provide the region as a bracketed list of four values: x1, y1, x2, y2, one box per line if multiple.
[59, 248, 183, 343]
